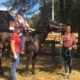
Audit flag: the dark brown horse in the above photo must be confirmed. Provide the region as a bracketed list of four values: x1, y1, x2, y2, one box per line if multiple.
[0, 10, 14, 76]
[23, 20, 66, 75]
[0, 32, 11, 75]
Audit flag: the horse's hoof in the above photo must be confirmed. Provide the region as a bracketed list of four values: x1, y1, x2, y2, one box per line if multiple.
[22, 73, 30, 77]
[0, 72, 5, 77]
[32, 71, 35, 75]
[22, 73, 27, 77]
[22, 71, 28, 77]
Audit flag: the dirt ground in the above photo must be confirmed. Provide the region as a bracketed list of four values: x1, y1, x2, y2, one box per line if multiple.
[0, 55, 80, 80]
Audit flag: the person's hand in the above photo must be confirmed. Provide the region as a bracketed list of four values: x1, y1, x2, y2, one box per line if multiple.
[28, 28, 35, 32]
[19, 33, 23, 36]
[14, 54, 17, 60]
[60, 44, 63, 48]
[60, 42, 63, 47]
[31, 29, 35, 31]
[20, 50, 25, 54]
[69, 47, 72, 50]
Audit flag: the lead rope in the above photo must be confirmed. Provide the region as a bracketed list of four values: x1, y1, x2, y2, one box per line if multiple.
[59, 32, 72, 66]
[60, 48, 72, 66]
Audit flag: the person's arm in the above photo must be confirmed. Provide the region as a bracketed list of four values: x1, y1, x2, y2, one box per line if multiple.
[72, 35, 76, 48]
[73, 35, 76, 45]
[11, 40, 17, 60]
[25, 22, 35, 31]
[17, 16, 26, 29]
[69, 35, 76, 50]
[60, 36, 63, 45]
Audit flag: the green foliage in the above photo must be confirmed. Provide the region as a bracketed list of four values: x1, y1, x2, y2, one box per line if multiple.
[68, 0, 80, 32]
[39, 0, 52, 24]
[3, 0, 80, 31]
[54, 0, 60, 22]
[58, 0, 80, 32]
[26, 13, 41, 29]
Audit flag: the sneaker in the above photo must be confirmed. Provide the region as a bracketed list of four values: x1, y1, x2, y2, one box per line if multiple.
[68, 73, 71, 79]
[64, 73, 69, 79]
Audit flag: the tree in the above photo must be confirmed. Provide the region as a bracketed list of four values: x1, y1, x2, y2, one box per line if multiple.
[59, 0, 64, 22]
[26, 13, 41, 28]
[39, 0, 52, 24]
[3, 0, 80, 31]
[3, 0, 40, 15]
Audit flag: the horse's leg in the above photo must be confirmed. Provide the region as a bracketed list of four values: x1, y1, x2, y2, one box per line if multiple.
[0, 49, 4, 76]
[24, 52, 33, 75]
[0, 58, 1, 66]
[0, 58, 4, 75]
[2, 46, 5, 57]
[32, 53, 37, 74]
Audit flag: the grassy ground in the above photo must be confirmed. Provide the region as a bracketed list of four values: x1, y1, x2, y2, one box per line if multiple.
[0, 55, 80, 80]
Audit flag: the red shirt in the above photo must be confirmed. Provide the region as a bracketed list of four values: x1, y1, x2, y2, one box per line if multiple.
[11, 33, 21, 53]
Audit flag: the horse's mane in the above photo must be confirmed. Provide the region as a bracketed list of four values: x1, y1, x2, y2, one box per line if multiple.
[35, 20, 60, 31]
[29, 20, 66, 36]
[35, 20, 50, 32]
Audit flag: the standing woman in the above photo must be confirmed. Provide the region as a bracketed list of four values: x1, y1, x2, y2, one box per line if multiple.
[10, 26, 21, 80]
[60, 24, 76, 78]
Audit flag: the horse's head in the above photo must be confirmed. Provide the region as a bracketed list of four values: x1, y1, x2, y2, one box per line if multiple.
[47, 20, 66, 32]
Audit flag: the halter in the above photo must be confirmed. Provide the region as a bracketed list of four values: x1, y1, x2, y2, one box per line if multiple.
[49, 23, 62, 32]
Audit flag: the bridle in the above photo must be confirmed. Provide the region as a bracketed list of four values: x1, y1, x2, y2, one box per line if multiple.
[49, 23, 62, 32]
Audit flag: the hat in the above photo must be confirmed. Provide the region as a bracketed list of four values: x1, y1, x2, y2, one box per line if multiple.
[15, 26, 21, 29]
[19, 7, 26, 11]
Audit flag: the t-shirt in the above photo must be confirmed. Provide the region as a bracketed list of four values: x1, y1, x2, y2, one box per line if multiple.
[11, 33, 21, 53]
[16, 14, 26, 35]
[16, 14, 26, 26]
[63, 34, 74, 48]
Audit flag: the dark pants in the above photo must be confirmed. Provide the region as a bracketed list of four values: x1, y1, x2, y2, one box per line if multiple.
[62, 46, 72, 73]
[10, 53, 20, 80]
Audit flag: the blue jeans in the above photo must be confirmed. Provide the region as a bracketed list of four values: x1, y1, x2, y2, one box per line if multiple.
[20, 35, 25, 50]
[10, 53, 20, 80]
[20, 28, 25, 50]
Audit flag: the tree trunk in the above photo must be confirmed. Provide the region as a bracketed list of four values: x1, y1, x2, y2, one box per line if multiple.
[52, 0, 55, 20]
[64, 0, 72, 23]
[59, 0, 64, 22]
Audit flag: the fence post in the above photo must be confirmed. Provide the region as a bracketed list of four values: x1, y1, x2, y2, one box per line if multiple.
[51, 39, 56, 61]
